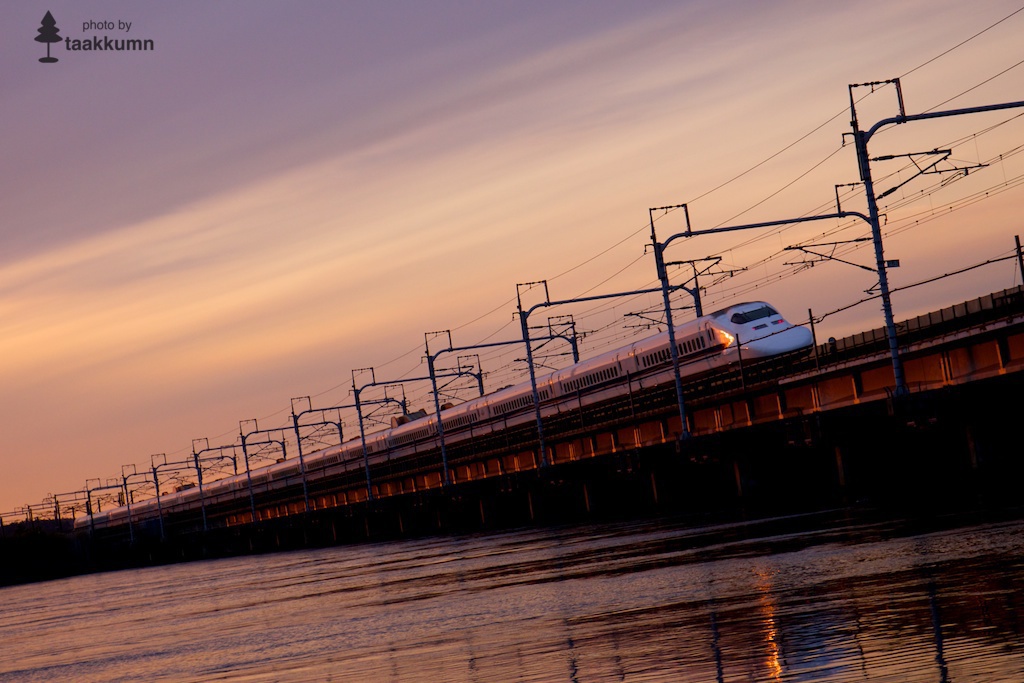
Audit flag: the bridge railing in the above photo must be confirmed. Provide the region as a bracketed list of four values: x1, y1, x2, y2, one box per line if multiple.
[818, 285, 1024, 365]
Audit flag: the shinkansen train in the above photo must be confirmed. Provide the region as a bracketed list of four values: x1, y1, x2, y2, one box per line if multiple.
[75, 301, 812, 533]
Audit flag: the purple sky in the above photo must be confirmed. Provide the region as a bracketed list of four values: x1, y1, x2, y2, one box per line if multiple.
[2, 1, 1023, 514]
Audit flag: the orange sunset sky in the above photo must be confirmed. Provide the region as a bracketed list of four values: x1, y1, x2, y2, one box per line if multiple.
[2, 1, 1023, 515]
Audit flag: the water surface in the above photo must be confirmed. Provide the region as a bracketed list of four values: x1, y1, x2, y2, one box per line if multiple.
[2, 511, 1023, 681]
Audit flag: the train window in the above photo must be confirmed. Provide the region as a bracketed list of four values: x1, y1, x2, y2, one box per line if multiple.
[730, 305, 778, 324]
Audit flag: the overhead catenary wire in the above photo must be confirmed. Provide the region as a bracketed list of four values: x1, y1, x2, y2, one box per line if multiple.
[816, 252, 1019, 322]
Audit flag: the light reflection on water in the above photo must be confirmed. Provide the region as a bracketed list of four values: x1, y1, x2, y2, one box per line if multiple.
[2, 512, 1023, 682]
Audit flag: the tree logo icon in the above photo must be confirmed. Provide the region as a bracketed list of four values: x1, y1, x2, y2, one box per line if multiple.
[35, 11, 62, 63]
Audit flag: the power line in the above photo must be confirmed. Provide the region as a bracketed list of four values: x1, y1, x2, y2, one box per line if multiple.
[900, 5, 1024, 79]
[817, 252, 1018, 322]
[925, 56, 1024, 113]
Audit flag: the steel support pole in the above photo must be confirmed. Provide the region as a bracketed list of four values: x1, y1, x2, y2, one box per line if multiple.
[121, 472, 135, 545]
[517, 296, 548, 467]
[809, 308, 820, 372]
[690, 263, 704, 318]
[1015, 234, 1023, 285]
[352, 387, 374, 500]
[152, 465, 165, 541]
[239, 437, 258, 524]
[290, 412, 311, 513]
[851, 122, 907, 396]
[86, 486, 95, 536]
[191, 449, 208, 533]
[650, 214, 690, 439]
[426, 351, 452, 484]
[851, 85, 1024, 396]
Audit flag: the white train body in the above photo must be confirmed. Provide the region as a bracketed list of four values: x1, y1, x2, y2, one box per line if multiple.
[75, 302, 810, 532]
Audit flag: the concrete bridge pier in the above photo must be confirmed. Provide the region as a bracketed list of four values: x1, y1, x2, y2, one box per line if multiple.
[834, 446, 847, 489]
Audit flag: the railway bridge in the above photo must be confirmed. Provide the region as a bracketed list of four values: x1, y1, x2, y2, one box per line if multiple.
[88, 285, 1024, 552]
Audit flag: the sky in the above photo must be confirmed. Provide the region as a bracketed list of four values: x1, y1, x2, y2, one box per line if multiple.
[2, 1, 1023, 516]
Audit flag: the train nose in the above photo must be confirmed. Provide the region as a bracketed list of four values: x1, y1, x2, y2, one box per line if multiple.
[744, 324, 813, 356]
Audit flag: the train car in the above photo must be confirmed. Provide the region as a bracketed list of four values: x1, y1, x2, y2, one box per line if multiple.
[74, 301, 811, 533]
